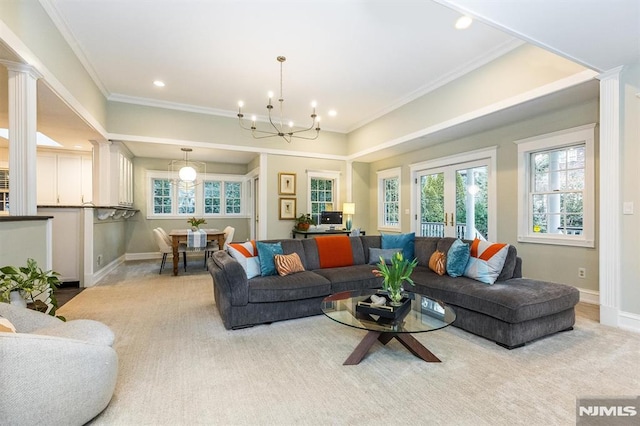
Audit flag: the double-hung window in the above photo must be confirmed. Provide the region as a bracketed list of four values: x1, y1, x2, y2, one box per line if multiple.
[147, 171, 245, 218]
[515, 124, 595, 247]
[377, 167, 401, 231]
[0, 169, 8, 213]
[307, 171, 340, 225]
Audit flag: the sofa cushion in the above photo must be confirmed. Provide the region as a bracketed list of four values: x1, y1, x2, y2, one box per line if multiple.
[414, 237, 439, 266]
[463, 239, 510, 285]
[382, 232, 415, 260]
[368, 247, 402, 265]
[248, 271, 331, 303]
[228, 241, 261, 279]
[446, 239, 470, 277]
[274, 253, 305, 276]
[360, 235, 382, 264]
[256, 241, 284, 276]
[313, 264, 382, 293]
[316, 236, 354, 268]
[410, 267, 579, 323]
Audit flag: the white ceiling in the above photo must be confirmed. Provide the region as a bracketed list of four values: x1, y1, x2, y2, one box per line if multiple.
[1, 0, 638, 163]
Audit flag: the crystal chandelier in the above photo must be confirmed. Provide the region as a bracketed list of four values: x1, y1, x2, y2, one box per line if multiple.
[237, 56, 320, 143]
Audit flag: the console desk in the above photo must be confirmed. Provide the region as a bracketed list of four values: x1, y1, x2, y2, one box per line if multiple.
[292, 229, 365, 239]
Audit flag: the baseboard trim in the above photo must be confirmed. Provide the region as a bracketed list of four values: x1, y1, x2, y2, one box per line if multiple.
[92, 255, 126, 286]
[126, 252, 162, 261]
[619, 310, 640, 334]
[578, 288, 599, 305]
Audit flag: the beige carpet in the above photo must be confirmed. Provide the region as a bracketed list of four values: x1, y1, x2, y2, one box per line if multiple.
[59, 272, 640, 426]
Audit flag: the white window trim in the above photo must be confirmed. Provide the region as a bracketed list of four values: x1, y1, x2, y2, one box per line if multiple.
[377, 167, 401, 232]
[306, 170, 341, 215]
[515, 123, 596, 248]
[146, 170, 248, 219]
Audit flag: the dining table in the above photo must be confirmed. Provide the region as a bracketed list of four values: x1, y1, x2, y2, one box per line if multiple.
[168, 229, 225, 276]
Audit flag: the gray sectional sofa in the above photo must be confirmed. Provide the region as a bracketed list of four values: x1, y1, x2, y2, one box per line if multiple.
[207, 235, 580, 349]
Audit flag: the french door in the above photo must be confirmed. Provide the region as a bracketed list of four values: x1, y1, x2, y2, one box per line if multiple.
[415, 158, 492, 240]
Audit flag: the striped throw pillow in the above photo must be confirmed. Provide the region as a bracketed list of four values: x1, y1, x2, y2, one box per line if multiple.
[428, 250, 446, 276]
[274, 253, 305, 276]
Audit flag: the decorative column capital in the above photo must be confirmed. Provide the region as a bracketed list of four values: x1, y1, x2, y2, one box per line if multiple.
[0, 60, 43, 80]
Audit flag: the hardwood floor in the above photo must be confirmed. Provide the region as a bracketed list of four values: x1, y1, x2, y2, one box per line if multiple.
[575, 301, 600, 322]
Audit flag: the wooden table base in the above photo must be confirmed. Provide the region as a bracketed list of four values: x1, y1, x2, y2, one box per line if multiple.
[343, 330, 441, 365]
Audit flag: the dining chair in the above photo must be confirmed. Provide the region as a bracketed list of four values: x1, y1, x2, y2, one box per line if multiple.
[153, 228, 187, 274]
[204, 226, 235, 267]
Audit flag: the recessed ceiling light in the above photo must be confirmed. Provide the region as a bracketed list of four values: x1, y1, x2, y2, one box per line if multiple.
[328, 110, 337, 117]
[455, 16, 473, 30]
[153, 80, 165, 87]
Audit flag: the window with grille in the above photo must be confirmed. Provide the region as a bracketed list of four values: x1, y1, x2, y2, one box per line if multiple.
[0, 169, 8, 213]
[305, 171, 340, 225]
[310, 177, 335, 225]
[377, 167, 401, 230]
[147, 171, 245, 218]
[516, 124, 595, 247]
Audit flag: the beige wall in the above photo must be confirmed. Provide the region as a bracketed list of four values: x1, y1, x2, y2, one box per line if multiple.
[348, 44, 589, 156]
[126, 157, 250, 254]
[0, 0, 107, 131]
[265, 154, 348, 239]
[365, 99, 600, 292]
[107, 102, 349, 157]
[620, 63, 640, 314]
[93, 218, 127, 272]
[0, 219, 49, 268]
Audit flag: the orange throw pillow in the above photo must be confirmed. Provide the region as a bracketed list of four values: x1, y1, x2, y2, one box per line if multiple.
[274, 253, 305, 276]
[429, 250, 446, 276]
[315, 236, 354, 268]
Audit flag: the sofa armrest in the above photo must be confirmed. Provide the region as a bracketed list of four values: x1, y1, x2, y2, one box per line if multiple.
[209, 251, 249, 306]
[0, 302, 63, 333]
[0, 333, 118, 425]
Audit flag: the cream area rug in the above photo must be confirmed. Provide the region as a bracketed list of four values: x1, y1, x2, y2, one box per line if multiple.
[58, 273, 640, 426]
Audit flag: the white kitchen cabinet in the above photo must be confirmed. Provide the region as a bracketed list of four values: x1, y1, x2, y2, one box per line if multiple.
[37, 152, 92, 205]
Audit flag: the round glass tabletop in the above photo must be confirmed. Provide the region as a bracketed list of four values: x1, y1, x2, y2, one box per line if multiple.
[321, 289, 456, 334]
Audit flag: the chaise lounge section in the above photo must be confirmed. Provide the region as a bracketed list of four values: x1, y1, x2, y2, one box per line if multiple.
[208, 235, 579, 348]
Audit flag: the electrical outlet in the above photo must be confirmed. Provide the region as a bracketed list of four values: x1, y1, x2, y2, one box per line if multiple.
[578, 267, 586, 279]
[97, 255, 103, 266]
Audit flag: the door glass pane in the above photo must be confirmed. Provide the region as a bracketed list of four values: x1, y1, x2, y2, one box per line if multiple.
[419, 173, 444, 237]
[455, 166, 488, 240]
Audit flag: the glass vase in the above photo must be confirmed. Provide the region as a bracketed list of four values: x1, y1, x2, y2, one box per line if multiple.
[387, 285, 404, 306]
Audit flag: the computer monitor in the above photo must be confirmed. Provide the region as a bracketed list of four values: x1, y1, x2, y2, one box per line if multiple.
[320, 211, 343, 225]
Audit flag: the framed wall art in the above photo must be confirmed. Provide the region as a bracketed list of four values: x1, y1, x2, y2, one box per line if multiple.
[278, 172, 296, 195]
[279, 198, 296, 220]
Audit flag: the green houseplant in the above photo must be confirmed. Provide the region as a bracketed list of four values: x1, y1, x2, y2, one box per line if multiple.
[187, 217, 207, 230]
[373, 252, 418, 306]
[0, 258, 63, 317]
[294, 213, 315, 231]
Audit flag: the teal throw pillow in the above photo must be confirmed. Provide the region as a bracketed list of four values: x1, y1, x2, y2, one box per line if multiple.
[446, 239, 470, 277]
[381, 232, 415, 260]
[256, 241, 284, 276]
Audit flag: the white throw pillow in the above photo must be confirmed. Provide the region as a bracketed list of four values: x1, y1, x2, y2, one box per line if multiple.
[228, 241, 261, 279]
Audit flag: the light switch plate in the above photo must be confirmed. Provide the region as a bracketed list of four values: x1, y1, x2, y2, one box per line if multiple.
[623, 201, 634, 215]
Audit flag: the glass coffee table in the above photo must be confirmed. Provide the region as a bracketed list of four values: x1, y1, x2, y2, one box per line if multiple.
[321, 289, 456, 365]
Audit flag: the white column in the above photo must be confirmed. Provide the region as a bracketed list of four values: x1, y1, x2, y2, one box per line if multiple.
[597, 66, 624, 327]
[90, 139, 113, 206]
[1, 61, 42, 215]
